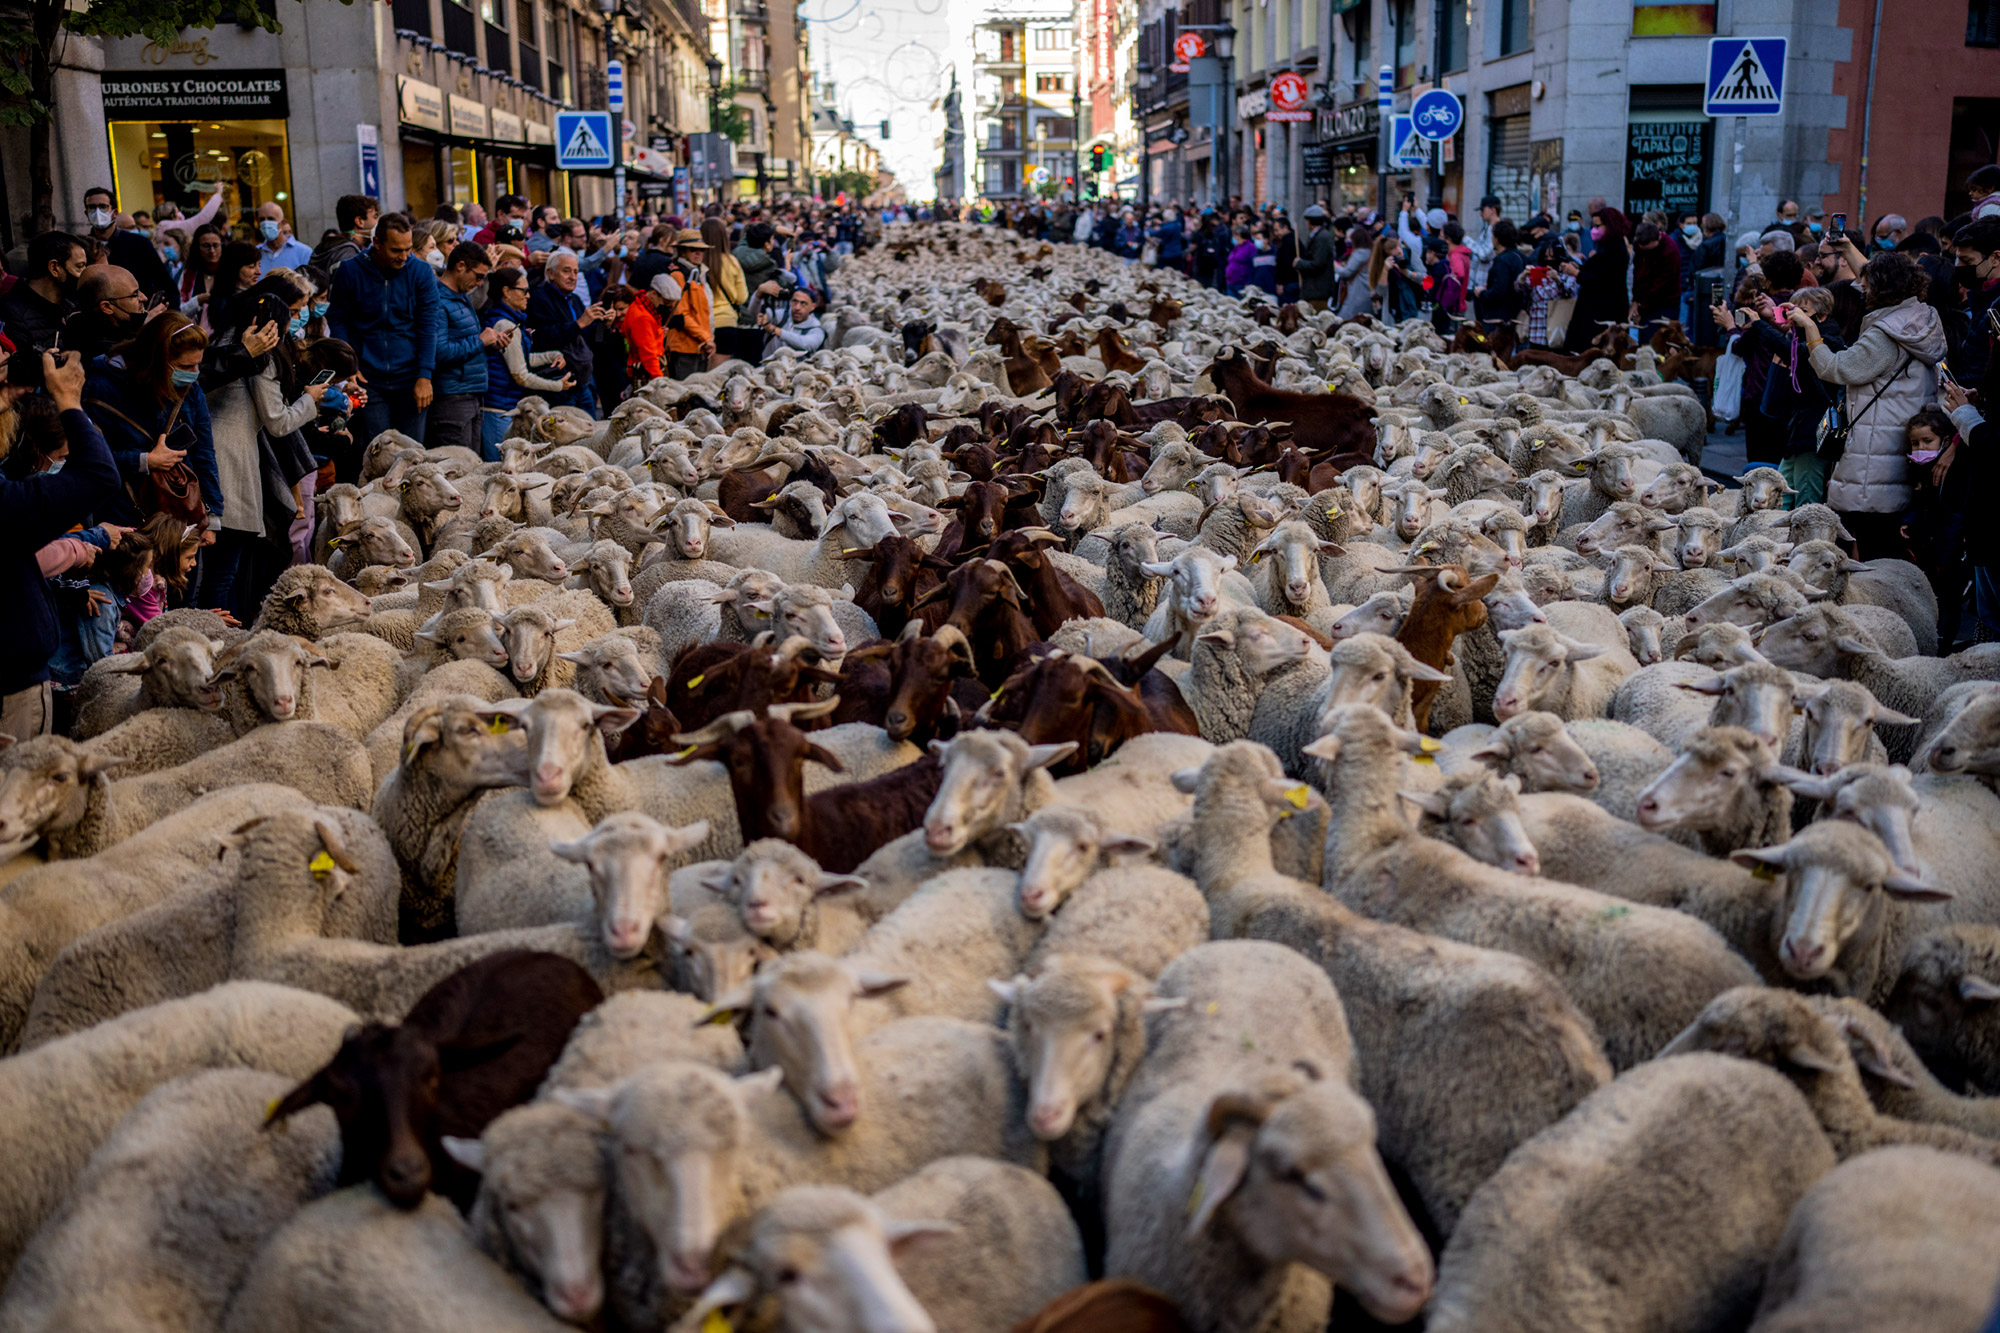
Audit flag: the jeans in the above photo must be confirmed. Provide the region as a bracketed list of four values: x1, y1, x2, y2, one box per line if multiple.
[349, 385, 430, 450]
[1975, 567, 2000, 642]
[481, 408, 512, 461]
[567, 378, 598, 419]
[427, 393, 483, 455]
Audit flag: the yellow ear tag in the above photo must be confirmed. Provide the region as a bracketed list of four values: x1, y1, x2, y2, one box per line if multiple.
[1285, 784, 1310, 810]
[707, 1009, 737, 1028]
[308, 851, 336, 878]
[765, 494, 778, 502]
[265, 1096, 290, 1132]
[327, 536, 342, 549]
[1459, 396, 1469, 405]
[1750, 862, 1777, 881]
[701, 1312, 734, 1333]
[1249, 550, 1263, 564]
[990, 685, 1005, 702]
[686, 674, 706, 689]
[1326, 505, 1341, 518]
[1185, 1176, 1206, 1217]
[1417, 736, 1443, 754]
[1205, 1001, 1219, 1015]
[486, 716, 510, 735]
[1412, 752, 1437, 765]
[678, 744, 700, 760]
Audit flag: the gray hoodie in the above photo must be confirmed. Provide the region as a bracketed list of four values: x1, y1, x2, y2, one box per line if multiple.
[1808, 296, 1945, 514]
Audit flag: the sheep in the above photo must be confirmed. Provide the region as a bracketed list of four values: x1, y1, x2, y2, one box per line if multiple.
[539, 989, 746, 1091]
[1658, 986, 2000, 1166]
[1692, 582, 1921, 661]
[1425, 1054, 1834, 1333]
[1616, 604, 1675, 664]
[0, 1068, 341, 1333]
[1407, 769, 1544, 876]
[554, 624, 663, 709]
[72, 626, 227, 738]
[1101, 523, 1167, 629]
[254, 563, 375, 640]
[677, 1158, 1086, 1333]
[1168, 740, 1611, 1235]
[362, 656, 519, 787]
[1328, 588, 1410, 642]
[1885, 925, 2000, 1102]
[683, 837, 874, 956]
[0, 980, 359, 1281]
[642, 567, 789, 666]
[1490, 601, 1640, 721]
[562, 538, 638, 620]
[1176, 605, 1319, 743]
[1784, 539, 1940, 657]
[1746, 1147, 2000, 1333]
[499, 591, 620, 695]
[214, 630, 403, 738]
[1306, 703, 1758, 1069]
[1245, 519, 1340, 627]
[1629, 725, 1794, 855]
[1805, 993, 2000, 1137]
[1553, 441, 1648, 533]
[0, 724, 370, 861]
[1635, 459, 1723, 514]
[707, 491, 917, 590]
[325, 514, 418, 581]
[1438, 710, 1603, 794]
[1775, 763, 2000, 925]
[1915, 681, 2000, 781]
[1009, 804, 1208, 976]
[1141, 546, 1254, 655]
[1313, 630, 1452, 733]
[1101, 941, 1435, 1332]
[1756, 612, 2000, 762]
[220, 1188, 574, 1333]
[1570, 499, 1679, 559]
[407, 606, 512, 685]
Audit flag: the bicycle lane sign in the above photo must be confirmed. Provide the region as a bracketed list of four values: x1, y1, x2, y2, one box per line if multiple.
[1410, 89, 1463, 141]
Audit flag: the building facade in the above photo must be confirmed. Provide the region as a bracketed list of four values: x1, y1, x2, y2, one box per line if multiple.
[709, 0, 812, 197]
[18, 0, 716, 244]
[968, 0, 1079, 200]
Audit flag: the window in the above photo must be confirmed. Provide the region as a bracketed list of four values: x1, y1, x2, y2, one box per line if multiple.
[392, 0, 431, 37]
[1346, 3, 1371, 82]
[1393, 0, 1416, 88]
[1973, 0, 2000, 45]
[442, 0, 477, 57]
[517, 0, 540, 90]
[1625, 85, 1710, 220]
[1035, 73, 1069, 92]
[1442, 0, 1467, 71]
[1499, 0, 1530, 55]
[1033, 27, 1070, 49]
[481, 0, 505, 26]
[1486, 112, 1531, 219]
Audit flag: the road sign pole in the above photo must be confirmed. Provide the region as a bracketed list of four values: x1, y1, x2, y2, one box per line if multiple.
[1377, 65, 1393, 223]
[1728, 115, 1744, 295]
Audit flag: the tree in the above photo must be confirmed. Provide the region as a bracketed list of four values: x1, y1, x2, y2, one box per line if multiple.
[0, 0, 343, 233]
[707, 83, 752, 146]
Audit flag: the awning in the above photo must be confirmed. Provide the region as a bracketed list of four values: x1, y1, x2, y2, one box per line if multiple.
[400, 124, 557, 166]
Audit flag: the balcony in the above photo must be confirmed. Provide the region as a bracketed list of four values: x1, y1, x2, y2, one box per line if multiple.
[735, 68, 769, 93]
[733, 0, 767, 18]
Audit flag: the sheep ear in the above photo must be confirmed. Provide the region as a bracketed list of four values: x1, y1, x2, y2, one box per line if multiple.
[1882, 873, 1952, 902]
[1959, 977, 2000, 1004]
[1729, 846, 1787, 874]
[1873, 706, 1921, 728]
[549, 836, 592, 865]
[1406, 659, 1452, 683]
[1675, 677, 1727, 696]
[1780, 1042, 1847, 1076]
[1139, 559, 1176, 577]
[681, 1267, 760, 1331]
[1399, 789, 1449, 817]
[1559, 637, 1610, 662]
[1186, 1121, 1256, 1239]
[816, 872, 869, 897]
[987, 975, 1024, 1006]
[439, 1136, 485, 1173]
[694, 984, 754, 1028]
[1141, 994, 1189, 1015]
[1024, 742, 1077, 772]
[849, 969, 911, 1000]
[733, 1066, 787, 1096]
[1301, 735, 1342, 762]
[663, 820, 712, 854]
[1767, 765, 1835, 801]
[1101, 832, 1157, 858]
[1833, 636, 1876, 657]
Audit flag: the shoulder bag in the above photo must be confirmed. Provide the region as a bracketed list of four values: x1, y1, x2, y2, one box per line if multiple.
[86, 394, 207, 528]
[1816, 350, 1913, 465]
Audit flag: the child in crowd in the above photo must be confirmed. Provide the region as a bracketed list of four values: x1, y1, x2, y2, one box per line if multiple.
[1902, 404, 1972, 648]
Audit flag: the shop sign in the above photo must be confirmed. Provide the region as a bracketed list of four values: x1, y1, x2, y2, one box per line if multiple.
[491, 109, 524, 143]
[101, 68, 288, 119]
[1170, 31, 1204, 72]
[1237, 88, 1267, 119]
[399, 76, 446, 132]
[449, 94, 489, 138]
[1269, 72, 1311, 123]
[526, 119, 554, 146]
[1318, 100, 1376, 141]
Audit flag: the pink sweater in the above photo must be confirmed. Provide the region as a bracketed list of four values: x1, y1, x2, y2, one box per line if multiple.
[124, 570, 162, 626]
[36, 537, 95, 578]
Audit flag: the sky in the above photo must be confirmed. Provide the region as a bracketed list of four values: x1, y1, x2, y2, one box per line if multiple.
[803, 0, 960, 196]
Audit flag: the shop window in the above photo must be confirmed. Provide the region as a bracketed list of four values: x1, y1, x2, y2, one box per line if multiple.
[393, 0, 431, 37]
[443, 0, 477, 57]
[402, 140, 441, 219]
[1486, 112, 1531, 219]
[1625, 86, 1709, 220]
[108, 118, 294, 236]
[1442, 0, 1468, 71]
[1499, 0, 1530, 55]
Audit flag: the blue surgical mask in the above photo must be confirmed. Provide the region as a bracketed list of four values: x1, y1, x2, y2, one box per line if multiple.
[1681, 224, 1701, 243]
[170, 367, 199, 387]
[259, 219, 281, 242]
[163, 246, 179, 261]
[42, 459, 63, 475]
[289, 313, 307, 336]
[312, 300, 328, 318]
[1808, 222, 1822, 234]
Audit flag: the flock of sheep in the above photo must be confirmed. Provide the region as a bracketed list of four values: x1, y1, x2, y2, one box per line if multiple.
[0, 220, 1997, 1333]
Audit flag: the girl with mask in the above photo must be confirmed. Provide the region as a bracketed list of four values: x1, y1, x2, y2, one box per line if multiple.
[201, 241, 264, 331]
[178, 226, 226, 316]
[198, 278, 326, 618]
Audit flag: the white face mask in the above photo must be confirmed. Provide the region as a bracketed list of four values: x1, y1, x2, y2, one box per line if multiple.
[86, 207, 112, 230]
[425, 250, 446, 271]
[42, 459, 63, 475]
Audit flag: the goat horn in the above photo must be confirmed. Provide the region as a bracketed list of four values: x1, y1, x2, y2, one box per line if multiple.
[671, 711, 759, 745]
[768, 697, 840, 724]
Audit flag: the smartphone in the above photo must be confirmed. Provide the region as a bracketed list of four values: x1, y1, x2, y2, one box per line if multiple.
[1939, 361, 1959, 388]
[307, 369, 337, 388]
[1831, 213, 1846, 236]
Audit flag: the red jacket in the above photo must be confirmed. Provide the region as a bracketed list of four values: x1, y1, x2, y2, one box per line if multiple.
[623, 296, 665, 381]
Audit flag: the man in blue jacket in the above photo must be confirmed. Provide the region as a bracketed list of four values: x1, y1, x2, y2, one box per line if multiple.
[428, 242, 506, 455]
[327, 213, 438, 446]
[526, 249, 608, 417]
[1149, 207, 1185, 271]
[0, 346, 122, 742]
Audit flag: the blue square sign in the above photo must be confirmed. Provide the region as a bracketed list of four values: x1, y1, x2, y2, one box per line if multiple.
[555, 111, 615, 169]
[1705, 37, 1786, 117]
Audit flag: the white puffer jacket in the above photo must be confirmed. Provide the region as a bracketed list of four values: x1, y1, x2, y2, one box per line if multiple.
[1810, 296, 1946, 515]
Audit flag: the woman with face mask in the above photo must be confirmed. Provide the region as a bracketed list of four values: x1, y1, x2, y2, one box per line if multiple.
[195, 278, 327, 619]
[79, 311, 221, 537]
[479, 265, 572, 459]
[1565, 207, 1631, 353]
[177, 226, 226, 317]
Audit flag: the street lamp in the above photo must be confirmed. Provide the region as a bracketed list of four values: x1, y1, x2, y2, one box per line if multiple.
[1135, 58, 1153, 208]
[1215, 22, 1234, 209]
[705, 53, 724, 203]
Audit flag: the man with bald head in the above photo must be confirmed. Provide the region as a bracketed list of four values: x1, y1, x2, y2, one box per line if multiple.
[65, 265, 149, 362]
[254, 200, 313, 275]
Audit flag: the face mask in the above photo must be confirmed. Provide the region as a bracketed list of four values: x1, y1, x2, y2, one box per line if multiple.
[1910, 448, 1942, 464]
[1682, 224, 1701, 244]
[1808, 222, 1822, 234]
[163, 247, 179, 262]
[86, 207, 112, 229]
[42, 459, 63, 475]
[1590, 226, 1605, 242]
[289, 313, 308, 336]
[1254, 239, 1269, 252]
[312, 300, 328, 318]
[170, 367, 199, 388]
[260, 220, 281, 242]
[425, 250, 446, 271]
[1564, 219, 1580, 233]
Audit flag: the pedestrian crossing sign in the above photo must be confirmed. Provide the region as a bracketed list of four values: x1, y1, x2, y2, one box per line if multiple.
[555, 111, 615, 169]
[1704, 37, 1786, 116]
[1389, 114, 1430, 170]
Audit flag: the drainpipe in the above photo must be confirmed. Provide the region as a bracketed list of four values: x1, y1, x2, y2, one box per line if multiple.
[1855, 0, 1883, 236]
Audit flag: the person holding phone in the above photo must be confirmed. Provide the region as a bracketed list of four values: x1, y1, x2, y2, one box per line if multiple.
[526, 248, 607, 416]
[481, 266, 572, 457]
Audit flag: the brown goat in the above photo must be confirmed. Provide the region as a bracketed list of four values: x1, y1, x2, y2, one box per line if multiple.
[664, 636, 841, 735]
[1394, 564, 1501, 732]
[1094, 325, 1149, 374]
[986, 527, 1108, 637]
[1011, 1280, 1192, 1333]
[839, 535, 950, 639]
[911, 557, 1041, 688]
[981, 646, 1193, 773]
[830, 623, 978, 744]
[603, 676, 684, 763]
[1204, 348, 1378, 460]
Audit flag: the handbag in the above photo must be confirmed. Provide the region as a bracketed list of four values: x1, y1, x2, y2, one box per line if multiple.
[87, 395, 208, 528]
[1816, 351, 1912, 465]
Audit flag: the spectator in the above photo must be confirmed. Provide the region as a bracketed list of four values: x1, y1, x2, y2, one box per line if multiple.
[1466, 195, 1502, 293]
[1870, 213, 1907, 253]
[326, 212, 438, 443]
[1475, 220, 1526, 331]
[624, 275, 669, 385]
[1295, 205, 1336, 312]
[627, 224, 679, 294]
[526, 248, 606, 416]
[702, 216, 749, 368]
[177, 225, 225, 313]
[756, 286, 826, 357]
[0, 231, 85, 352]
[429, 241, 500, 455]
[1952, 217, 2000, 384]
[203, 241, 265, 329]
[1, 346, 117, 737]
[1516, 244, 1581, 347]
[81, 306, 218, 531]
[67, 265, 152, 364]
[312, 195, 379, 272]
[1442, 222, 1472, 302]
[1724, 284, 1844, 503]
[480, 266, 570, 458]
[473, 194, 528, 246]
[525, 205, 562, 255]
[200, 280, 324, 618]
[1569, 207, 1631, 351]
[1629, 222, 1680, 335]
[1149, 207, 1185, 271]
[253, 201, 314, 276]
[1971, 165, 2000, 222]
[1941, 380, 2000, 640]
[80, 186, 172, 301]
[1787, 251, 1945, 557]
[1249, 225, 1278, 296]
[47, 513, 150, 686]
[1333, 225, 1375, 319]
[1901, 403, 1971, 647]
[1272, 216, 1299, 302]
[1223, 225, 1254, 295]
[655, 230, 715, 380]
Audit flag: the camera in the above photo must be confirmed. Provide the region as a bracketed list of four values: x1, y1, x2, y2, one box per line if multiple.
[6, 348, 45, 389]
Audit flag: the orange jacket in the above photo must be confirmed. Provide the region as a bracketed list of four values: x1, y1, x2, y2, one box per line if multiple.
[664, 268, 713, 355]
[622, 296, 665, 381]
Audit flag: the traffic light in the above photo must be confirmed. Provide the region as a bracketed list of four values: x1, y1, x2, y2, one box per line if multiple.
[1089, 144, 1111, 172]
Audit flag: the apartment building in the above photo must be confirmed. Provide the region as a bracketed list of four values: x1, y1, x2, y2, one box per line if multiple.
[968, 0, 1079, 200]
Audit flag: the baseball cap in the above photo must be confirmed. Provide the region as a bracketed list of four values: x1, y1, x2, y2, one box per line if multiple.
[1424, 207, 1448, 230]
[1303, 204, 1328, 220]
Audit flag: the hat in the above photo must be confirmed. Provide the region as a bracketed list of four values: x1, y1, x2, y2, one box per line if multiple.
[674, 228, 709, 248]
[1302, 204, 1328, 221]
[1424, 207, 1448, 230]
[650, 273, 678, 300]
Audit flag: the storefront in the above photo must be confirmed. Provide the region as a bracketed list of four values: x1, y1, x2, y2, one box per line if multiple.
[398, 75, 564, 218]
[1485, 84, 1533, 220]
[1313, 99, 1379, 214]
[101, 69, 294, 236]
[1624, 85, 1710, 221]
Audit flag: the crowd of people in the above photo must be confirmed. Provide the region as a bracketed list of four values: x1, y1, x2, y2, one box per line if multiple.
[0, 187, 884, 738]
[972, 166, 2000, 649]
[2, 162, 1998, 741]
